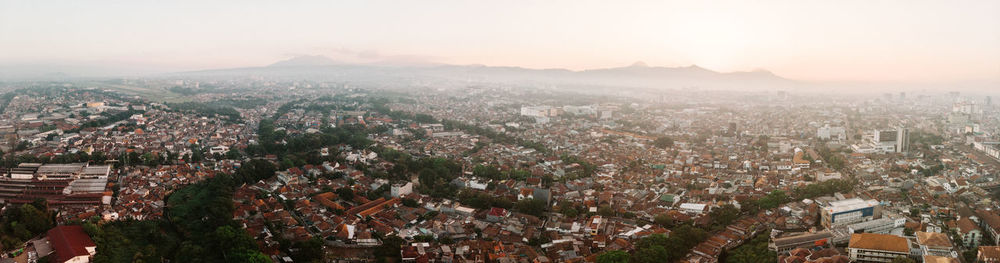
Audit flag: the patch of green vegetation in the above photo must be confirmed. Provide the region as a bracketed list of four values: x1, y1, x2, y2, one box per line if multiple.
[721, 233, 776, 263]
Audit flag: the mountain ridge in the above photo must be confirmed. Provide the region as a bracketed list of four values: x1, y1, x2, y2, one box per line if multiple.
[169, 55, 801, 91]
[267, 55, 341, 67]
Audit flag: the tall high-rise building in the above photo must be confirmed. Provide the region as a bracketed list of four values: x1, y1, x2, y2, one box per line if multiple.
[895, 126, 910, 153]
[855, 127, 909, 154]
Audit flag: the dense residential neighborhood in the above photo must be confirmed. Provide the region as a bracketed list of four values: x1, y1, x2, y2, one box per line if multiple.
[0, 79, 997, 263]
[1, 1, 998, 261]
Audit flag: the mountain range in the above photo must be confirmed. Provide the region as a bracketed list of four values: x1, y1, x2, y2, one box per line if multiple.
[175, 55, 800, 91]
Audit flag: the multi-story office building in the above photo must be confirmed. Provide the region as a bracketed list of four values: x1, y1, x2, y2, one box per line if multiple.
[821, 198, 882, 229]
[895, 127, 910, 153]
[852, 127, 910, 154]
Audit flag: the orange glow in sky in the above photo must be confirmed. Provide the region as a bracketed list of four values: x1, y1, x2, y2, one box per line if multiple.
[1, 0, 998, 83]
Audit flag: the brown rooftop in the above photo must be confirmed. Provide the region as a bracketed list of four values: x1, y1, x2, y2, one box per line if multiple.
[980, 246, 1000, 260]
[922, 255, 959, 263]
[957, 218, 980, 234]
[848, 233, 908, 253]
[916, 231, 952, 248]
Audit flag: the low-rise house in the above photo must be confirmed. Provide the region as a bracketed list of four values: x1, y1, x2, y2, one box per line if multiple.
[48, 225, 97, 263]
[915, 231, 956, 258]
[956, 217, 982, 247]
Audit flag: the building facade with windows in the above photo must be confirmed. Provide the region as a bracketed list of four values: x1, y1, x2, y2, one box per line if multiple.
[847, 233, 911, 263]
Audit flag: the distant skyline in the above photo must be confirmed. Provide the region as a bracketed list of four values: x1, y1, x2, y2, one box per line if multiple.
[1, 0, 998, 83]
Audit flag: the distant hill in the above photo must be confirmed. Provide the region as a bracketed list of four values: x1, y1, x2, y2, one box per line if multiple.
[267, 55, 340, 67]
[171, 57, 801, 91]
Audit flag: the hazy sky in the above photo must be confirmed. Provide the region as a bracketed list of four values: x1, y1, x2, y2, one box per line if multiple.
[2, 0, 998, 82]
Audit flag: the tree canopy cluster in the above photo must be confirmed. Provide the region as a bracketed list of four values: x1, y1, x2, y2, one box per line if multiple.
[2, 151, 109, 168]
[67, 109, 146, 133]
[87, 161, 279, 262]
[471, 164, 532, 181]
[816, 144, 846, 171]
[513, 199, 548, 217]
[377, 148, 463, 198]
[721, 232, 776, 263]
[705, 204, 741, 231]
[748, 179, 855, 212]
[252, 119, 372, 158]
[414, 158, 462, 198]
[596, 250, 629, 263]
[165, 102, 241, 122]
[560, 154, 597, 178]
[653, 136, 674, 149]
[457, 190, 513, 210]
[628, 225, 709, 263]
[791, 179, 855, 200]
[0, 201, 55, 251]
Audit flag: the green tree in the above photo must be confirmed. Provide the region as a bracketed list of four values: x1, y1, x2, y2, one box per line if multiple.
[963, 249, 978, 263]
[374, 235, 404, 262]
[597, 250, 630, 263]
[561, 206, 579, 218]
[598, 205, 615, 217]
[653, 136, 674, 149]
[141, 152, 158, 166]
[527, 236, 551, 247]
[225, 148, 242, 160]
[634, 234, 669, 250]
[756, 190, 790, 209]
[725, 234, 777, 263]
[631, 246, 668, 263]
[190, 144, 204, 162]
[654, 214, 674, 228]
[514, 199, 547, 217]
[707, 204, 741, 230]
[336, 187, 355, 200]
[280, 158, 295, 170]
[290, 238, 324, 263]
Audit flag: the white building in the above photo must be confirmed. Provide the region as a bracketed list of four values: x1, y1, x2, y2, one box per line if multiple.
[822, 198, 881, 228]
[817, 124, 847, 141]
[520, 106, 558, 117]
[679, 203, 708, 214]
[853, 127, 910, 154]
[390, 182, 413, 197]
[562, 105, 596, 115]
[420, 124, 444, 132]
[974, 142, 1000, 161]
[209, 145, 229, 155]
[847, 216, 906, 235]
[816, 170, 843, 182]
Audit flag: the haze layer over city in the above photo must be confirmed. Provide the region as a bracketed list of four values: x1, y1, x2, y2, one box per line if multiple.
[0, 1, 999, 263]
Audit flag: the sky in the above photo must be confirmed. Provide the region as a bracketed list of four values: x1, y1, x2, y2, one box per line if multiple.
[1, 0, 999, 83]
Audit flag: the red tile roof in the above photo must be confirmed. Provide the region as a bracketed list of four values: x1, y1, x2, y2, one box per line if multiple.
[48, 225, 96, 263]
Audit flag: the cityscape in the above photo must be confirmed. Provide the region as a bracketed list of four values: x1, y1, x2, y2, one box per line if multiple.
[1, 1, 999, 263]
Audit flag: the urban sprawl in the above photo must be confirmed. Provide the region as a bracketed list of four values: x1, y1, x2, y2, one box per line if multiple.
[0, 80, 999, 263]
